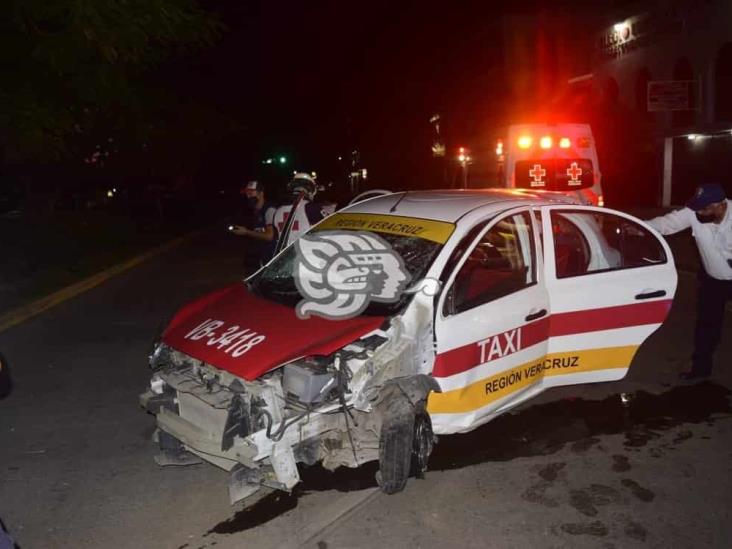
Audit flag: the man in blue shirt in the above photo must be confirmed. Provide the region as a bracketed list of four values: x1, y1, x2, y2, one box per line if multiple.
[231, 180, 277, 275]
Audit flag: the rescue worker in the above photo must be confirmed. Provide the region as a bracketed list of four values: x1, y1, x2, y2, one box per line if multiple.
[231, 180, 277, 275]
[646, 183, 732, 381]
[273, 172, 335, 248]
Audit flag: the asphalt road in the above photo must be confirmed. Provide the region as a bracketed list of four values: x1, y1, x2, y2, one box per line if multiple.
[1, 231, 732, 549]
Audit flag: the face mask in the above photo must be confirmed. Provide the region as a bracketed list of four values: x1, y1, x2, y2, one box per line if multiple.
[695, 212, 716, 224]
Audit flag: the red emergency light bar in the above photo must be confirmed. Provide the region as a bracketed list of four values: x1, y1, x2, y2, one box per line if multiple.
[517, 135, 574, 150]
[517, 136, 532, 149]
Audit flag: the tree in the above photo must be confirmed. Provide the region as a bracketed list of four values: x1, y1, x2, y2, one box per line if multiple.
[0, 0, 222, 163]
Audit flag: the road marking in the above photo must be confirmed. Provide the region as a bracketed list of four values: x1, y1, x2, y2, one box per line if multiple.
[0, 234, 192, 334]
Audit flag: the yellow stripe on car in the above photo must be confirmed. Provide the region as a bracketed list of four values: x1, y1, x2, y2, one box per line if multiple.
[427, 346, 638, 414]
[314, 213, 455, 244]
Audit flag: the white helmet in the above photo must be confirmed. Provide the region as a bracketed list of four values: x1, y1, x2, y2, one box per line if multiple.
[288, 172, 317, 200]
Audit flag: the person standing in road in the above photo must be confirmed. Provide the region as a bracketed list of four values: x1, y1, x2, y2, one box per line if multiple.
[646, 183, 732, 381]
[273, 172, 335, 248]
[231, 180, 277, 275]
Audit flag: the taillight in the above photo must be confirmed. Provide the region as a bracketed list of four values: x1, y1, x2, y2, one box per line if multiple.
[598, 195, 604, 207]
[517, 136, 532, 149]
[559, 137, 571, 149]
[539, 136, 552, 149]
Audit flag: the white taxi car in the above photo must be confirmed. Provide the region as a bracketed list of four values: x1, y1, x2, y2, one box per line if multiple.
[140, 189, 677, 505]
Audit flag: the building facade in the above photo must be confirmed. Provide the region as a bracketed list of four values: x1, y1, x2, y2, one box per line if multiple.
[585, 0, 732, 206]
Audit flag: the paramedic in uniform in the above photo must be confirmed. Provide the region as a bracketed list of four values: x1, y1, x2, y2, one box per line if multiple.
[646, 183, 732, 381]
[273, 172, 335, 247]
[231, 180, 277, 275]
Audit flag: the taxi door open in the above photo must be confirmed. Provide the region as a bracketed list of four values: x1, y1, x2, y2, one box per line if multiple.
[428, 208, 551, 434]
[539, 205, 677, 389]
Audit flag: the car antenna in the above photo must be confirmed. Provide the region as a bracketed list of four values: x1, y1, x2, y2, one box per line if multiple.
[389, 191, 408, 213]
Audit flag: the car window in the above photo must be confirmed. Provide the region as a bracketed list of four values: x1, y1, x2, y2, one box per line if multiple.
[551, 210, 666, 279]
[446, 212, 535, 315]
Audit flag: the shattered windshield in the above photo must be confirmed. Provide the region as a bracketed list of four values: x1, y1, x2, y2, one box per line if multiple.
[248, 214, 453, 316]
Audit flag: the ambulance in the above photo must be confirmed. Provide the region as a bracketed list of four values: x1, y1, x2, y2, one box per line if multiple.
[140, 189, 676, 506]
[497, 123, 604, 206]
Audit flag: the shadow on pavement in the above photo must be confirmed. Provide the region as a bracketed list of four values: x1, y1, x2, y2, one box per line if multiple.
[206, 382, 730, 536]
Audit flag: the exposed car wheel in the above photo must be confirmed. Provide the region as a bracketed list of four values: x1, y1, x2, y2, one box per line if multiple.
[376, 382, 435, 494]
[377, 411, 415, 494]
[411, 411, 435, 478]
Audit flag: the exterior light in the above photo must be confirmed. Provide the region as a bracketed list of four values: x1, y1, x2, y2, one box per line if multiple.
[539, 136, 552, 149]
[107, 190, 113, 198]
[688, 134, 698, 141]
[279, 156, 286, 164]
[559, 137, 571, 148]
[517, 136, 532, 149]
[496, 139, 503, 155]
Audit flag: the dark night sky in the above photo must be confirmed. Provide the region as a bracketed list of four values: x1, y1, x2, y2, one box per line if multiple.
[168, 0, 641, 188]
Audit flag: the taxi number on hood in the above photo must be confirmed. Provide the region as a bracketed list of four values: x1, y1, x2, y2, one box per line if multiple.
[184, 318, 266, 358]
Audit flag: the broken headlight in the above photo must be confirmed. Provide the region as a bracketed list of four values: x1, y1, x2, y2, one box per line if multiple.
[149, 341, 174, 371]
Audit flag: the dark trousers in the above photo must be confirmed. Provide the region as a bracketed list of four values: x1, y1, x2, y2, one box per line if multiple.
[692, 270, 732, 375]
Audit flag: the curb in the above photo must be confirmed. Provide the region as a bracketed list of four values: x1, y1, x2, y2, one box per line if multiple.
[0, 232, 195, 334]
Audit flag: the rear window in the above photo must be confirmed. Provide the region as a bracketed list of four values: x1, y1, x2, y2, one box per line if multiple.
[515, 159, 594, 191]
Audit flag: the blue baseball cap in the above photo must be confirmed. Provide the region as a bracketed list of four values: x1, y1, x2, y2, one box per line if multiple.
[687, 183, 726, 211]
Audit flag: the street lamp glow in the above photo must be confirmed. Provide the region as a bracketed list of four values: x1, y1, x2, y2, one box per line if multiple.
[279, 156, 286, 164]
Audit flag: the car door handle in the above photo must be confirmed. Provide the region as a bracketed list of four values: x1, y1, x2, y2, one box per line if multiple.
[635, 290, 666, 300]
[525, 309, 548, 322]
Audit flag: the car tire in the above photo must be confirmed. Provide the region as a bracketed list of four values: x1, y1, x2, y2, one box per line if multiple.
[377, 384, 434, 495]
[378, 411, 415, 494]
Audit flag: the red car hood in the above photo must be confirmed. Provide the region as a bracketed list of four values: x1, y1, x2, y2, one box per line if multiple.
[162, 283, 385, 381]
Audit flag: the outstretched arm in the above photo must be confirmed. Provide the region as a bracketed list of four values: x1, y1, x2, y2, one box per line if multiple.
[646, 208, 693, 236]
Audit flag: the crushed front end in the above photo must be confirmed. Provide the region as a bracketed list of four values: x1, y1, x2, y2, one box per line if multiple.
[140, 322, 431, 505]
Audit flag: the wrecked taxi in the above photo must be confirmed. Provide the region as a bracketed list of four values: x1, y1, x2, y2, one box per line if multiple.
[140, 189, 677, 505]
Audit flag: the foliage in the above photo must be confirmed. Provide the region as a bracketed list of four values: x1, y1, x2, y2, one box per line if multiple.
[0, 0, 222, 163]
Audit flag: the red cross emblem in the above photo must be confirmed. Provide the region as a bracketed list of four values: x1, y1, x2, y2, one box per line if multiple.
[529, 164, 546, 187]
[277, 211, 300, 232]
[566, 162, 583, 186]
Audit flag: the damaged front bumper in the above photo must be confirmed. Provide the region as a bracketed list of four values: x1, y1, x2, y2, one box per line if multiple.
[141, 304, 437, 505]
[140, 343, 381, 504]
